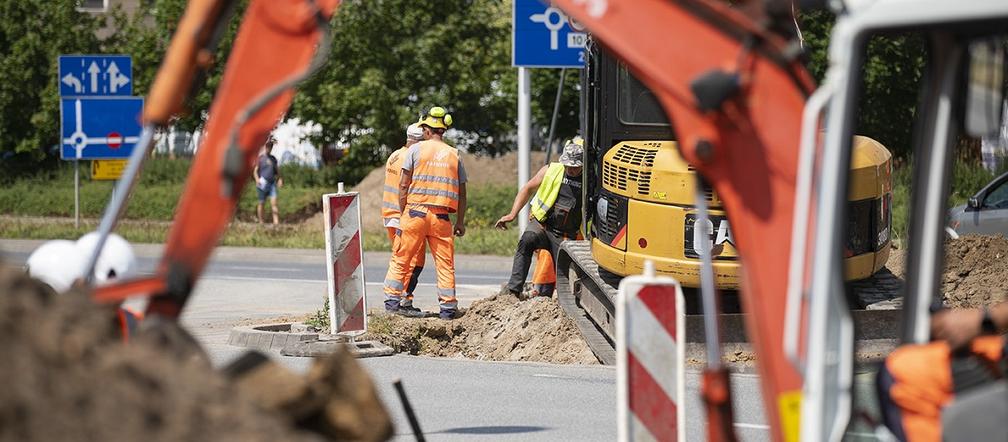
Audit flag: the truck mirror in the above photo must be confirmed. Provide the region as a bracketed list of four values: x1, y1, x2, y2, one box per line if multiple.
[964, 38, 1007, 138]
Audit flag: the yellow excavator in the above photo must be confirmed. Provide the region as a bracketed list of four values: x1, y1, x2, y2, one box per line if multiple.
[555, 40, 893, 356]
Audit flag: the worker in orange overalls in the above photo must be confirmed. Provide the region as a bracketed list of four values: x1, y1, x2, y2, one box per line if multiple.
[380, 123, 427, 317]
[877, 302, 1008, 441]
[383, 106, 467, 320]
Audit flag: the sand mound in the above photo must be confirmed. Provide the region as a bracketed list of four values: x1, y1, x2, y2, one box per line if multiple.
[0, 267, 391, 442]
[364, 292, 598, 365]
[351, 151, 547, 231]
[941, 234, 1008, 308]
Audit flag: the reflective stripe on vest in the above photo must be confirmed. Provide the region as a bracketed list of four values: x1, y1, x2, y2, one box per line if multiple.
[406, 140, 460, 211]
[530, 163, 565, 222]
[381, 147, 408, 220]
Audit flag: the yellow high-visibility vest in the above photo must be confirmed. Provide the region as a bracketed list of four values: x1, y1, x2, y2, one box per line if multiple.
[529, 163, 565, 222]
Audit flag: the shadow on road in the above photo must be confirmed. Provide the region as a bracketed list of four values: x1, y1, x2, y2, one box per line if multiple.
[435, 425, 550, 435]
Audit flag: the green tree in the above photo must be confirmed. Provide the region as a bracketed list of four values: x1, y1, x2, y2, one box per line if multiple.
[292, 0, 581, 184]
[800, 10, 926, 157]
[0, 1, 103, 178]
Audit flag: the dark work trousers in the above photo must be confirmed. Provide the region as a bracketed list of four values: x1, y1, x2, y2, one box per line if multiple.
[506, 220, 566, 294]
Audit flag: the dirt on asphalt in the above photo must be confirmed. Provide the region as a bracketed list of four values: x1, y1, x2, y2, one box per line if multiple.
[0, 266, 392, 442]
[363, 291, 598, 365]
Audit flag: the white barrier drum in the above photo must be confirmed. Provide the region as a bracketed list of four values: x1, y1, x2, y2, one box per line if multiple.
[323, 185, 367, 336]
[617, 262, 686, 442]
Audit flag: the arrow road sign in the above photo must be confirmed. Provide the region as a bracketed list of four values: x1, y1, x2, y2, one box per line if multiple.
[513, 0, 586, 68]
[60, 97, 144, 160]
[58, 55, 132, 96]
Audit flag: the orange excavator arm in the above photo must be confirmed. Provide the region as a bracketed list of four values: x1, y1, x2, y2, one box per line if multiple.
[93, 0, 340, 317]
[552, 0, 814, 440]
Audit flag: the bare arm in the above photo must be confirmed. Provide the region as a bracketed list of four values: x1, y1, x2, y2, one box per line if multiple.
[495, 165, 548, 229]
[398, 168, 413, 212]
[932, 301, 1008, 350]
[454, 183, 467, 237]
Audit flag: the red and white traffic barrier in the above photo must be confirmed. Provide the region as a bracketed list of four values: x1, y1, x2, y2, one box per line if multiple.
[617, 261, 686, 442]
[323, 183, 367, 335]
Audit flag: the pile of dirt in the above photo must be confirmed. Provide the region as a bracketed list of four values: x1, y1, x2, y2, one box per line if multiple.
[364, 292, 598, 365]
[0, 267, 392, 442]
[886, 234, 1008, 308]
[941, 234, 1008, 308]
[351, 151, 547, 231]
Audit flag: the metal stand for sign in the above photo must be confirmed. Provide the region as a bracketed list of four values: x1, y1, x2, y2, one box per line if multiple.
[74, 160, 80, 228]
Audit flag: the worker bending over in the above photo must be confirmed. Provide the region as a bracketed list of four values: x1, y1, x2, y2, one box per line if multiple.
[380, 123, 427, 317]
[877, 301, 1008, 441]
[496, 137, 583, 297]
[383, 107, 467, 320]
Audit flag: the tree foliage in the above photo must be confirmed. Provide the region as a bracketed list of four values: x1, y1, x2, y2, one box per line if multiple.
[0, 1, 103, 177]
[800, 11, 926, 158]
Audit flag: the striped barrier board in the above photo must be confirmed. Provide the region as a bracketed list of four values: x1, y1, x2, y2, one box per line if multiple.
[323, 189, 367, 336]
[617, 264, 686, 442]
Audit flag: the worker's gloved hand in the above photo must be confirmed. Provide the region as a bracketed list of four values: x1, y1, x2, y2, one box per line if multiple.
[454, 222, 466, 237]
[494, 214, 515, 230]
[931, 308, 983, 351]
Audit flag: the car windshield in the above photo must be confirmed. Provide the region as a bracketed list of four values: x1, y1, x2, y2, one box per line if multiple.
[617, 64, 669, 126]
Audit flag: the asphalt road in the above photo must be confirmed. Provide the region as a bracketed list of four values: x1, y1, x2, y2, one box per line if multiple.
[0, 239, 886, 440]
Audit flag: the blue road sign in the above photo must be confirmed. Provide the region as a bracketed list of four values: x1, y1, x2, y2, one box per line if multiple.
[60, 97, 144, 160]
[59, 55, 132, 96]
[513, 0, 586, 68]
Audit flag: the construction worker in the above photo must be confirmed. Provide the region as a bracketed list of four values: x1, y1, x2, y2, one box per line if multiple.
[877, 303, 1008, 441]
[496, 137, 584, 297]
[383, 106, 467, 320]
[380, 123, 427, 317]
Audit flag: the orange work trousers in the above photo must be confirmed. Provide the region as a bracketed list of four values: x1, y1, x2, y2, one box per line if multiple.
[384, 206, 456, 312]
[531, 249, 555, 296]
[386, 226, 426, 306]
[878, 335, 1005, 441]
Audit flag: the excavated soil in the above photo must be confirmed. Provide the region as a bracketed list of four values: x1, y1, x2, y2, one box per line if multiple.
[885, 234, 1008, 308]
[363, 292, 598, 365]
[941, 234, 1008, 308]
[0, 267, 391, 442]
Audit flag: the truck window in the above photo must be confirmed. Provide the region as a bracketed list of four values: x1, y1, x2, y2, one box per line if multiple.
[618, 64, 670, 126]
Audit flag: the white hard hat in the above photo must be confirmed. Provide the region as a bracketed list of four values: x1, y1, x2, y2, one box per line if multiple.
[76, 232, 137, 284]
[25, 240, 86, 293]
[406, 123, 424, 141]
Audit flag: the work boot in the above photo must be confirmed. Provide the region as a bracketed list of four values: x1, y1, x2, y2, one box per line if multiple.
[439, 309, 459, 320]
[394, 307, 426, 318]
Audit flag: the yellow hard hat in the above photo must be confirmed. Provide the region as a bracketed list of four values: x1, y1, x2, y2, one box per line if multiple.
[418, 106, 453, 130]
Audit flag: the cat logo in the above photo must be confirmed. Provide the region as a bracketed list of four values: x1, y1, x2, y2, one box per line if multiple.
[692, 217, 734, 257]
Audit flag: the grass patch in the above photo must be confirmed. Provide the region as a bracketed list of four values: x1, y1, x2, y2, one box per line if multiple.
[0, 216, 518, 255]
[0, 159, 332, 223]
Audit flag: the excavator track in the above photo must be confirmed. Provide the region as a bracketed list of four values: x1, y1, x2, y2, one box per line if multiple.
[556, 240, 904, 365]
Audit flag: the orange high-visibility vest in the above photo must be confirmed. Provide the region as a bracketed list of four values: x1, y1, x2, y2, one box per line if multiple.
[407, 140, 460, 212]
[382, 146, 408, 223]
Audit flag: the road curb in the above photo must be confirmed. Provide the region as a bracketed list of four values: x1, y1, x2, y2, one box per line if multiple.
[228, 323, 394, 358]
[227, 323, 320, 352]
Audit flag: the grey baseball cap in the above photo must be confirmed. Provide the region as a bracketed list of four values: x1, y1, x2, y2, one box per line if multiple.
[559, 137, 584, 167]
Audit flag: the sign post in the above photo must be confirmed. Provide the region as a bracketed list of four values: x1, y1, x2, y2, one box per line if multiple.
[513, 0, 586, 235]
[58, 54, 139, 228]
